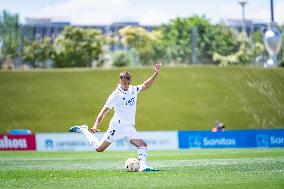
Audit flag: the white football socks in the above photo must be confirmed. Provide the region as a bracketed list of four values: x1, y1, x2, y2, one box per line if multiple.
[138, 146, 148, 168]
[80, 128, 100, 149]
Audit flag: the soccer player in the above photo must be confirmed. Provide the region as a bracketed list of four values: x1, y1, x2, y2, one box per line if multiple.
[69, 63, 161, 172]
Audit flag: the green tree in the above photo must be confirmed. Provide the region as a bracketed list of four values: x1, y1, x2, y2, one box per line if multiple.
[53, 26, 106, 68]
[158, 15, 239, 64]
[0, 10, 22, 65]
[159, 17, 199, 64]
[112, 51, 131, 67]
[213, 33, 265, 66]
[119, 26, 162, 65]
[23, 37, 54, 68]
[200, 23, 239, 61]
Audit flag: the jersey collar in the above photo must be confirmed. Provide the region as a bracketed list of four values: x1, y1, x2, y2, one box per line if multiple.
[118, 84, 129, 94]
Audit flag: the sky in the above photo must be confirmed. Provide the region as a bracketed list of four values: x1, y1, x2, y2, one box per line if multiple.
[0, 0, 283, 25]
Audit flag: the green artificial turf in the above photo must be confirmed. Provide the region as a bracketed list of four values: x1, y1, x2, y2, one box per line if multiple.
[0, 149, 283, 189]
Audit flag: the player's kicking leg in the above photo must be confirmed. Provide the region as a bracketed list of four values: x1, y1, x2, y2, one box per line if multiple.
[130, 139, 159, 172]
[68, 124, 111, 152]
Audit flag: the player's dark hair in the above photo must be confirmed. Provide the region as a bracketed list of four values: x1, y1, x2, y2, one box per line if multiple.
[120, 71, 132, 80]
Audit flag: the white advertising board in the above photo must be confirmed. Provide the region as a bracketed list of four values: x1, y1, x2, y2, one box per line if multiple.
[36, 131, 178, 151]
[36, 133, 95, 151]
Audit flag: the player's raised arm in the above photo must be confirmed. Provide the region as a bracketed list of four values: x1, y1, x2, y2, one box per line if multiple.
[141, 63, 161, 91]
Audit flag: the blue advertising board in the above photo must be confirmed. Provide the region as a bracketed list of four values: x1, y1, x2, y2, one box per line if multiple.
[178, 129, 284, 148]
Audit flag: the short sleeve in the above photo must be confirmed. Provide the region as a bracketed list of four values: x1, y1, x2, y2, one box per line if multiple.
[104, 92, 117, 109]
[135, 84, 144, 94]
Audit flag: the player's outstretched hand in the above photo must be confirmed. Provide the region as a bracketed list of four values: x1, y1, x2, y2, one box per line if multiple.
[91, 127, 100, 133]
[154, 63, 161, 74]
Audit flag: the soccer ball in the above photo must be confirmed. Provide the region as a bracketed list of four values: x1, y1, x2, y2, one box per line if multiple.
[125, 158, 140, 172]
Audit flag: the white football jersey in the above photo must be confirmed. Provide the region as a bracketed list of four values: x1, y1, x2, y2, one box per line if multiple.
[104, 84, 144, 125]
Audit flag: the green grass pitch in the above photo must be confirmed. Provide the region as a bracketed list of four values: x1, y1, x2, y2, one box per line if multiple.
[0, 149, 283, 189]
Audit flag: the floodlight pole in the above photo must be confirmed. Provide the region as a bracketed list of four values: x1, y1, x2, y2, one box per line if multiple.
[238, 1, 248, 34]
[270, 0, 274, 23]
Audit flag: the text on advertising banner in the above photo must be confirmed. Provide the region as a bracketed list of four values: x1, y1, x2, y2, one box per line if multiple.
[0, 134, 36, 150]
[178, 129, 284, 148]
[35, 131, 179, 151]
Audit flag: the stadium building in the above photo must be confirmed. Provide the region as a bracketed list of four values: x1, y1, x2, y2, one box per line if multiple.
[22, 18, 156, 42]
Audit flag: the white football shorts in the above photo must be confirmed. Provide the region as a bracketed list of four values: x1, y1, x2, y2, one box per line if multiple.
[102, 124, 141, 143]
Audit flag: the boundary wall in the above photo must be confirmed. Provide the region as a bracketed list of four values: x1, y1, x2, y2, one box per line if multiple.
[1, 129, 283, 151]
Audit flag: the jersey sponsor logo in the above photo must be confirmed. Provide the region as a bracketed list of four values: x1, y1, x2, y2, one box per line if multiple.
[125, 97, 136, 106]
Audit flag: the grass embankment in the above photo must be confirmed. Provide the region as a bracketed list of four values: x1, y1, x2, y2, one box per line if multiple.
[0, 66, 283, 133]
